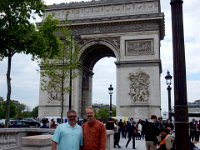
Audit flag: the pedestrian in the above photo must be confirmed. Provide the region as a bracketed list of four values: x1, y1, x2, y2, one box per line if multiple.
[136, 119, 142, 140]
[40, 118, 49, 128]
[164, 119, 174, 131]
[50, 119, 57, 129]
[157, 127, 174, 150]
[81, 106, 107, 150]
[52, 109, 83, 150]
[114, 120, 121, 148]
[194, 120, 200, 142]
[143, 115, 160, 150]
[125, 117, 137, 149]
[105, 118, 115, 130]
[157, 117, 164, 132]
[118, 119, 124, 137]
[190, 119, 196, 142]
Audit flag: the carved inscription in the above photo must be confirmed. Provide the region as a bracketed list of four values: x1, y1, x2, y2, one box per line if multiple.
[126, 39, 154, 55]
[128, 72, 150, 103]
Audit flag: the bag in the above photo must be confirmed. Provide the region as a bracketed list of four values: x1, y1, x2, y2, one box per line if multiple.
[157, 144, 167, 150]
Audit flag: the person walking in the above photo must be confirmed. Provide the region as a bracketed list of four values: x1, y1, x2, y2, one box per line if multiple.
[190, 119, 196, 142]
[52, 109, 83, 150]
[164, 119, 174, 131]
[143, 115, 160, 150]
[194, 120, 200, 142]
[81, 106, 107, 150]
[114, 120, 121, 148]
[125, 118, 137, 149]
[118, 119, 124, 137]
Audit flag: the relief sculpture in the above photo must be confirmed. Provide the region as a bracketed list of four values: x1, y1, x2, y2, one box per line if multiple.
[126, 39, 153, 55]
[128, 72, 150, 103]
[47, 87, 61, 103]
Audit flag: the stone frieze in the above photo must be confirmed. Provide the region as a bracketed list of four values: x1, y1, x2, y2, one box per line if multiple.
[76, 22, 159, 35]
[126, 39, 154, 56]
[44, 1, 159, 21]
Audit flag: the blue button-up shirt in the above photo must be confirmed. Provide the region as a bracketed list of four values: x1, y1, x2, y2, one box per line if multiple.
[52, 123, 83, 150]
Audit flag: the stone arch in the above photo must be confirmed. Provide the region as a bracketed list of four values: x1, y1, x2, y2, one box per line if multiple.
[79, 39, 120, 67]
[38, 0, 165, 119]
[75, 39, 118, 116]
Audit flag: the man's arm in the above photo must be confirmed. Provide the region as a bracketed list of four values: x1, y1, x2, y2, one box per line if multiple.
[52, 141, 57, 150]
[100, 125, 107, 150]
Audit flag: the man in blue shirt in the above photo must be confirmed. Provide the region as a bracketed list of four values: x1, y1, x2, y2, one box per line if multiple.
[52, 110, 83, 150]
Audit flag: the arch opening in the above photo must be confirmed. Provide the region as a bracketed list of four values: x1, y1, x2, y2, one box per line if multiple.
[79, 43, 117, 117]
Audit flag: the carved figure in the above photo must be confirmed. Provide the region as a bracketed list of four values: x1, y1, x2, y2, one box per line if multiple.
[128, 72, 150, 103]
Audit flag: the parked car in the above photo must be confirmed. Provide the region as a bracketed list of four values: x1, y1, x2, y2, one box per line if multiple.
[0, 119, 5, 127]
[21, 118, 41, 127]
[9, 120, 30, 128]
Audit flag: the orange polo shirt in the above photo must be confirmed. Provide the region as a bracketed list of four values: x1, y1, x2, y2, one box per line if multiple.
[81, 120, 107, 150]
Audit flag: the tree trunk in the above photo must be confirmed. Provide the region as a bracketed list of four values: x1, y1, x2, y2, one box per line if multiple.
[5, 54, 12, 127]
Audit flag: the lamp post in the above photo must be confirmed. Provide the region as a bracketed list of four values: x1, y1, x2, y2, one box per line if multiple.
[165, 71, 172, 121]
[170, 0, 189, 149]
[108, 84, 113, 118]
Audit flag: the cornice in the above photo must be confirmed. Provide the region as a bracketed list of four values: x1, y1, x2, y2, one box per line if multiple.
[58, 14, 164, 40]
[46, 0, 159, 11]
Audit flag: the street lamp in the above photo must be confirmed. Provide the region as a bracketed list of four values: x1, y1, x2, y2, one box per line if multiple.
[108, 84, 114, 118]
[165, 70, 172, 121]
[171, 0, 189, 149]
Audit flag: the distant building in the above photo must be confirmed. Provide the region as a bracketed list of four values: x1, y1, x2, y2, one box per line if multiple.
[163, 100, 200, 122]
[188, 100, 200, 121]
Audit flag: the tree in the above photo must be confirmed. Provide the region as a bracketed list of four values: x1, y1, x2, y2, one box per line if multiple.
[0, 104, 4, 119]
[95, 108, 110, 120]
[0, 1, 61, 127]
[31, 106, 38, 118]
[40, 26, 81, 122]
[15, 103, 26, 118]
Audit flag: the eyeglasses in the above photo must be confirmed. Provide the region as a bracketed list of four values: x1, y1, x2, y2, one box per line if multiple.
[68, 116, 76, 118]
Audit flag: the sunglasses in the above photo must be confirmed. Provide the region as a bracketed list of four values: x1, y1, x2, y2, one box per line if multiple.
[68, 116, 76, 118]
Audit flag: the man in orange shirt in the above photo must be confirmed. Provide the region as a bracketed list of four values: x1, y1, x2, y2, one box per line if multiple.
[81, 106, 107, 150]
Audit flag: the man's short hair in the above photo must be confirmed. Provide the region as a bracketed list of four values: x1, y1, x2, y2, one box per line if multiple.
[151, 115, 157, 119]
[67, 109, 76, 114]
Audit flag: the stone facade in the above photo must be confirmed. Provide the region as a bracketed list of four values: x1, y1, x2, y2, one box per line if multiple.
[38, 0, 164, 119]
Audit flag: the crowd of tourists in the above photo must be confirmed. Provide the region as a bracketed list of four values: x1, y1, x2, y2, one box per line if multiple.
[49, 109, 200, 150]
[105, 115, 175, 150]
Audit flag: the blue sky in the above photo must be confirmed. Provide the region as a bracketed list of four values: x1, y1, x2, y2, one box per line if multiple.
[0, 0, 200, 112]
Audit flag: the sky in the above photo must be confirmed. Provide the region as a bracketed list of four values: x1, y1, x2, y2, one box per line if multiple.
[0, 0, 200, 112]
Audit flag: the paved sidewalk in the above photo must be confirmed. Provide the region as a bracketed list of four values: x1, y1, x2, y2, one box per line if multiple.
[112, 137, 146, 150]
[8, 136, 200, 150]
[113, 137, 200, 150]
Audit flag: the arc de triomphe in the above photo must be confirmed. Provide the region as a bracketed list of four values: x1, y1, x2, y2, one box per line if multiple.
[38, 0, 165, 119]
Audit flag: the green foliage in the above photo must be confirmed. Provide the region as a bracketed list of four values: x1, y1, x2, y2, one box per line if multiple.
[0, 100, 27, 118]
[40, 24, 81, 120]
[112, 107, 116, 116]
[95, 108, 109, 120]
[95, 107, 116, 120]
[15, 103, 26, 118]
[21, 111, 32, 118]
[0, 0, 46, 56]
[9, 102, 16, 118]
[31, 106, 38, 118]
[0, 0, 61, 127]
[0, 104, 4, 119]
